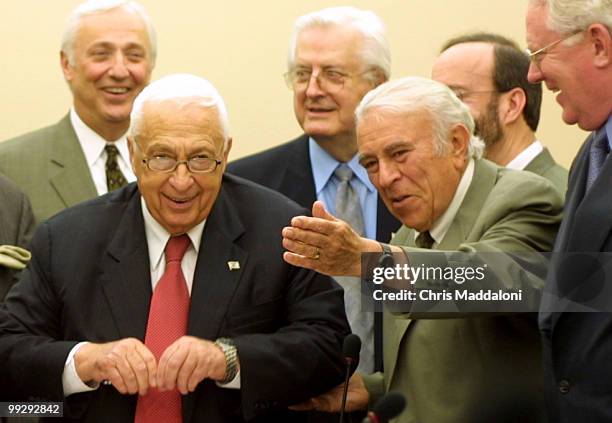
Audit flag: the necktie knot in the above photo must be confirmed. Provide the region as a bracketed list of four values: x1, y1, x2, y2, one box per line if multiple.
[105, 144, 120, 159]
[334, 164, 354, 182]
[165, 235, 191, 263]
[415, 231, 435, 249]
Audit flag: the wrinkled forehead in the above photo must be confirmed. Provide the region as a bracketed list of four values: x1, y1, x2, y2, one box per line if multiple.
[137, 100, 225, 147]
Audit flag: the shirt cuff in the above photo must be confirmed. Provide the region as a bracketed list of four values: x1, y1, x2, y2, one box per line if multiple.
[62, 342, 100, 396]
[216, 369, 241, 389]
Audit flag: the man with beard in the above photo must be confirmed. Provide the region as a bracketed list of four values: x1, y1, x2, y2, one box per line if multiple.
[432, 32, 567, 193]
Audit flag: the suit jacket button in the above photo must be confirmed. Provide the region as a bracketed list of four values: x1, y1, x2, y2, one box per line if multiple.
[559, 379, 570, 394]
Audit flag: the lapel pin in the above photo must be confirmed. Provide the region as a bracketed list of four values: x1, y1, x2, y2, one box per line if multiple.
[227, 261, 240, 271]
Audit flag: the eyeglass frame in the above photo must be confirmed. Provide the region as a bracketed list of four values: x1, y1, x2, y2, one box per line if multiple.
[284, 66, 372, 93]
[526, 30, 583, 71]
[133, 140, 223, 174]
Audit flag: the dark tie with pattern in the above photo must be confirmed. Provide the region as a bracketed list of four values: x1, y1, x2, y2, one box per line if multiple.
[416, 231, 435, 249]
[586, 131, 610, 191]
[105, 144, 128, 192]
[135, 235, 191, 423]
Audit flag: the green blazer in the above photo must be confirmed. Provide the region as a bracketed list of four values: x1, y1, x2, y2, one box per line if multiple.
[363, 159, 563, 423]
[525, 147, 568, 195]
[0, 115, 97, 224]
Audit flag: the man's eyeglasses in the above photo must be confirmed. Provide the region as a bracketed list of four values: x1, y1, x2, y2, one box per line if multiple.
[526, 30, 583, 71]
[141, 155, 222, 173]
[284, 67, 369, 93]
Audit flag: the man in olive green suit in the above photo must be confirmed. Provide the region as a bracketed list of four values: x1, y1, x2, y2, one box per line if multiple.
[282, 77, 563, 423]
[0, 0, 156, 223]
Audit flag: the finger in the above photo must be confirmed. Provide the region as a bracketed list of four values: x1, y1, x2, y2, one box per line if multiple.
[290, 215, 336, 234]
[283, 251, 326, 273]
[159, 343, 187, 391]
[125, 346, 151, 396]
[282, 237, 320, 259]
[282, 226, 326, 248]
[106, 365, 128, 394]
[186, 348, 209, 393]
[113, 352, 140, 395]
[176, 347, 199, 395]
[288, 399, 317, 411]
[312, 200, 336, 221]
[137, 344, 158, 389]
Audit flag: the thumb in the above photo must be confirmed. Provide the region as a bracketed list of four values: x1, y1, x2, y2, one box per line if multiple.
[312, 200, 336, 221]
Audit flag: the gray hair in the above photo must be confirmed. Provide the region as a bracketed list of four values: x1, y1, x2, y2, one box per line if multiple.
[61, 0, 157, 68]
[287, 6, 391, 83]
[530, 0, 612, 42]
[129, 74, 230, 147]
[355, 76, 485, 159]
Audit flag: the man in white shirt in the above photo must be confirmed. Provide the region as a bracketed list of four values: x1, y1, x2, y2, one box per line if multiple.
[0, 74, 349, 422]
[431, 32, 567, 193]
[0, 0, 156, 223]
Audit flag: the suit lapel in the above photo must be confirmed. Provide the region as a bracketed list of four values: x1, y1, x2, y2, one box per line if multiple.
[387, 160, 496, 388]
[183, 182, 247, 423]
[100, 190, 152, 339]
[278, 135, 317, 208]
[48, 115, 98, 208]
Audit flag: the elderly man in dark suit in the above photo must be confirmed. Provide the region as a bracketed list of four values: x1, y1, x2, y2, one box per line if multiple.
[0, 74, 350, 423]
[526, 0, 612, 421]
[0, 0, 156, 224]
[0, 175, 34, 300]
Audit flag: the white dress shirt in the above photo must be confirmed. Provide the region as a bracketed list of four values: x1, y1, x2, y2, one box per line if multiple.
[70, 108, 136, 195]
[505, 140, 544, 171]
[62, 199, 239, 395]
[414, 159, 475, 247]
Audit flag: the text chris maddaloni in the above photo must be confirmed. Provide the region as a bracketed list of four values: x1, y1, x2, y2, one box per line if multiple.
[369, 263, 523, 303]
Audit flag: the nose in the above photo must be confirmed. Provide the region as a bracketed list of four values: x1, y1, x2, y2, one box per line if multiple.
[527, 61, 544, 84]
[108, 52, 130, 79]
[305, 72, 325, 98]
[168, 162, 194, 191]
[377, 160, 401, 189]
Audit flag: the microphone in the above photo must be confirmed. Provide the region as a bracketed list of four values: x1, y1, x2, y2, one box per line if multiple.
[339, 334, 361, 423]
[361, 392, 406, 423]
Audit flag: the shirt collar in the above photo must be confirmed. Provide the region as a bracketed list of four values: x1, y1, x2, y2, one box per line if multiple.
[415, 158, 475, 246]
[141, 197, 206, 271]
[308, 137, 375, 194]
[505, 140, 544, 171]
[70, 107, 131, 167]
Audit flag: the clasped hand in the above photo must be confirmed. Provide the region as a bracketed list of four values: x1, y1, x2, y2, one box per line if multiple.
[74, 336, 229, 396]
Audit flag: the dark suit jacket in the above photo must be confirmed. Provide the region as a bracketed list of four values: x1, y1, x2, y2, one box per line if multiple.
[0, 174, 35, 300]
[539, 127, 612, 422]
[0, 175, 350, 422]
[0, 115, 97, 224]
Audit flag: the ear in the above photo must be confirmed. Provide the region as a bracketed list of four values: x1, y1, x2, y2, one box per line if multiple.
[220, 137, 233, 173]
[588, 23, 612, 68]
[449, 123, 470, 169]
[60, 51, 74, 82]
[127, 136, 138, 172]
[499, 88, 526, 125]
[369, 68, 388, 88]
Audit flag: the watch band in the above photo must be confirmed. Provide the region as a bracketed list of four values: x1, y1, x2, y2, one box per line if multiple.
[378, 242, 394, 268]
[215, 338, 238, 384]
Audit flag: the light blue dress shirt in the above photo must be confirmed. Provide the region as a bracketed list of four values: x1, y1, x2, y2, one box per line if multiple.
[308, 138, 378, 240]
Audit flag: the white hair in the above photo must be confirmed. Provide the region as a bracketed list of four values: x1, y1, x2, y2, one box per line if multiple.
[61, 0, 157, 68]
[355, 76, 485, 159]
[129, 73, 230, 146]
[530, 0, 612, 43]
[287, 6, 391, 83]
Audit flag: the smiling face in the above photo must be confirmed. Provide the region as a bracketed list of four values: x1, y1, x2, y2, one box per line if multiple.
[357, 110, 468, 232]
[129, 101, 230, 235]
[525, 4, 609, 130]
[292, 25, 376, 145]
[61, 7, 152, 140]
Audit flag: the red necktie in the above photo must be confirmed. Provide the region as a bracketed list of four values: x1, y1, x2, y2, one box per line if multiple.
[135, 234, 191, 423]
